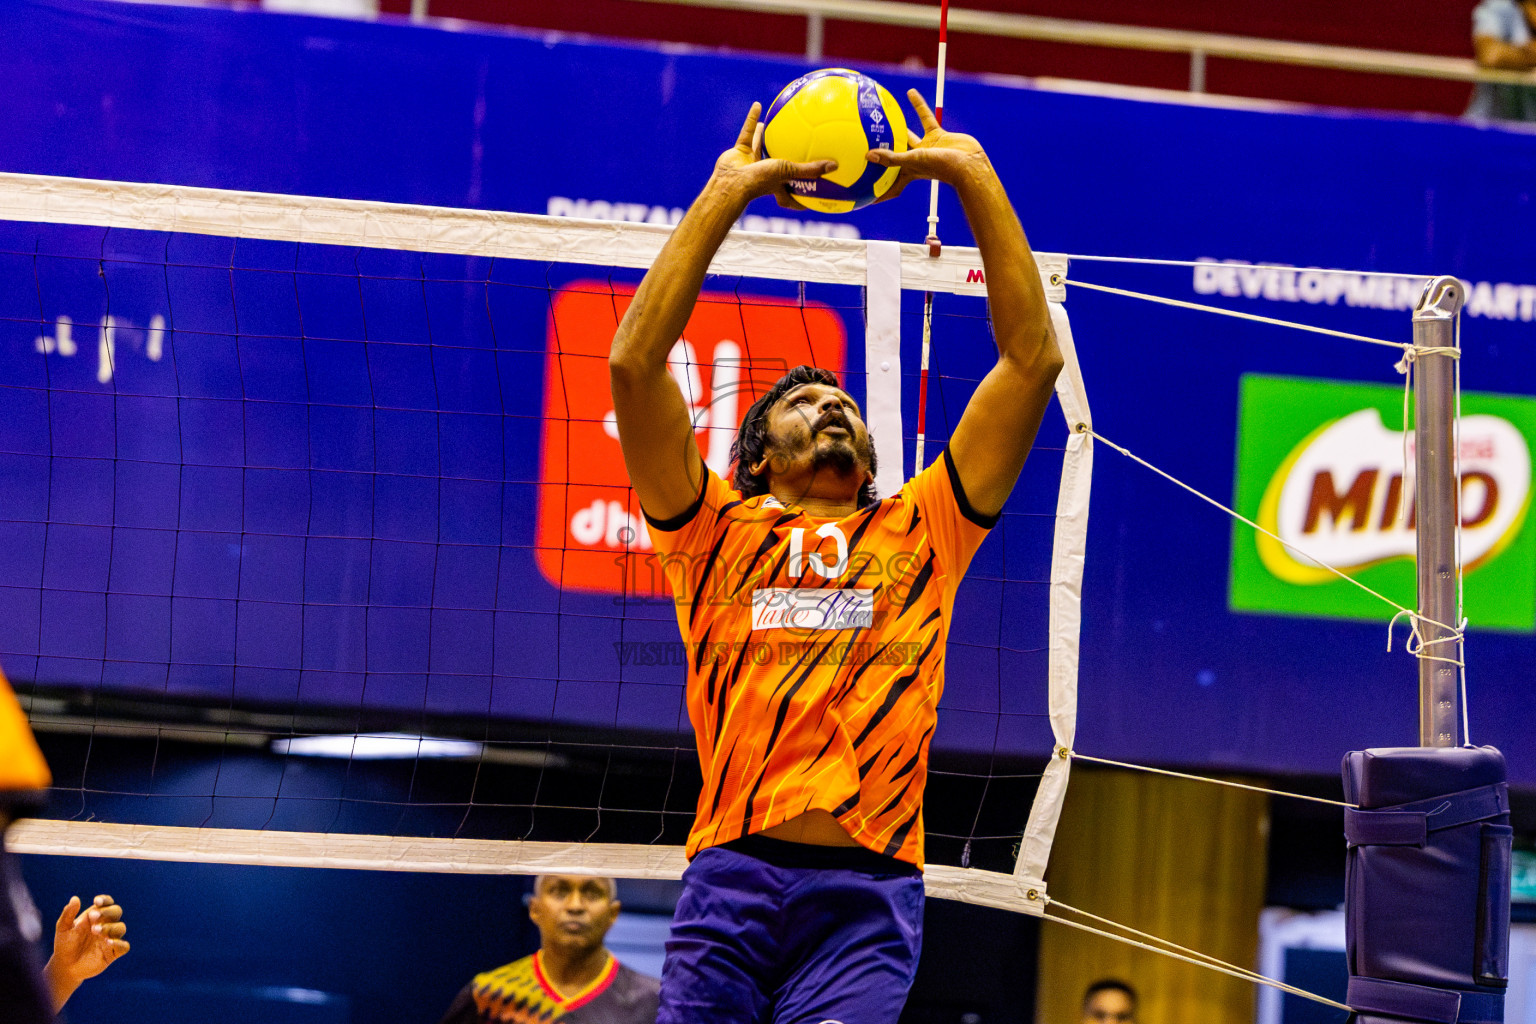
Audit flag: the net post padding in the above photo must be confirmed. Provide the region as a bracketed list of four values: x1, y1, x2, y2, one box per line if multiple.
[6, 819, 1046, 914]
[1342, 746, 1511, 1023]
[1012, 298, 1089, 898]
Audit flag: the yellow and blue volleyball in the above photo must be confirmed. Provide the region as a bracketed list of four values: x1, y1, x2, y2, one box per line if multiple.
[762, 68, 909, 214]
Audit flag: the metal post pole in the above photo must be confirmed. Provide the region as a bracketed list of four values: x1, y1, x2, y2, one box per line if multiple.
[1413, 276, 1464, 747]
[1189, 48, 1206, 93]
[806, 13, 824, 62]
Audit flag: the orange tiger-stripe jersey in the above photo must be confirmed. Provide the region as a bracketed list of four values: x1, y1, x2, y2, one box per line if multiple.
[646, 451, 993, 869]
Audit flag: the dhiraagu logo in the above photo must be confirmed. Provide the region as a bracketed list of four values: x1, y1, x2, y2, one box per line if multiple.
[1230, 374, 1536, 630]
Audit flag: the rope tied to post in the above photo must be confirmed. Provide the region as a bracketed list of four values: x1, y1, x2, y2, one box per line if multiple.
[1387, 608, 1467, 669]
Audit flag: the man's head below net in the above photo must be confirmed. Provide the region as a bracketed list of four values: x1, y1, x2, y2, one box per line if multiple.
[729, 365, 880, 508]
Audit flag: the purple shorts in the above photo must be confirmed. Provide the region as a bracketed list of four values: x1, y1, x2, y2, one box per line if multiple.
[658, 835, 924, 1024]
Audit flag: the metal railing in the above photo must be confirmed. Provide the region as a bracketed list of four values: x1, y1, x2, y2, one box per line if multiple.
[410, 0, 1536, 95]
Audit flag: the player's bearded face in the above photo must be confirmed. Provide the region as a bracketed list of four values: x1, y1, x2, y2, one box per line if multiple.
[764, 384, 874, 486]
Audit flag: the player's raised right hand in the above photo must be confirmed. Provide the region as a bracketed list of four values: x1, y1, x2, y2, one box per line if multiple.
[867, 89, 989, 202]
[52, 894, 129, 981]
[712, 103, 837, 206]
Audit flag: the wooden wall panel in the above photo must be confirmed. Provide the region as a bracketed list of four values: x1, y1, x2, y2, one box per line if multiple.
[1035, 766, 1270, 1024]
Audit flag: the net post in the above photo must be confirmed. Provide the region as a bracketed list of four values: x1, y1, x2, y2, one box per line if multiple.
[1412, 276, 1464, 748]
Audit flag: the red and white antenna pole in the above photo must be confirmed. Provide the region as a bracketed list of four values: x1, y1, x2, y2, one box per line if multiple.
[913, 0, 949, 474]
[926, 0, 949, 253]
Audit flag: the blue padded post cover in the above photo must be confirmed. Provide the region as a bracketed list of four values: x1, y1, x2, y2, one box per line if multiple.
[1343, 746, 1512, 1024]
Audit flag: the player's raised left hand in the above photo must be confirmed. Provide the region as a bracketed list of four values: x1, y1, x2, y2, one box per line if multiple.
[866, 89, 990, 202]
[712, 103, 837, 208]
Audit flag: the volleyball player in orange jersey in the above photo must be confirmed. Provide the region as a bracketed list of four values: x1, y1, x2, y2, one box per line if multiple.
[609, 90, 1062, 1024]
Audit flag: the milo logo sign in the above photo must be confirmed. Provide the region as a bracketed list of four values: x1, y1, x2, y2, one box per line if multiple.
[1231, 374, 1536, 630]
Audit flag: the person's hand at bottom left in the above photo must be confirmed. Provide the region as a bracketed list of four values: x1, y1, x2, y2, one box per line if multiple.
[44, 894, 130, 1011]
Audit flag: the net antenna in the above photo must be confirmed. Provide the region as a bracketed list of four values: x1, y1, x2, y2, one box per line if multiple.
[913, 0, 950, 474]
[0, 171, 1086, 918]
[901, 0, 1085, 906]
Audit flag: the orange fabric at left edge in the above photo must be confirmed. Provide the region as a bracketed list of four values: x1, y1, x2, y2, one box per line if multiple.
[0, 670, 50, 797]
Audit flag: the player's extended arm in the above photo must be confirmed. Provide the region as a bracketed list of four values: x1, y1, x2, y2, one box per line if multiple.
[870, 91, 1064, 518]
[609, 105, 837, 521]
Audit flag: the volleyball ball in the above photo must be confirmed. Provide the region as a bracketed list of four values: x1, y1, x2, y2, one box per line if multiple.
[762, 68, 909, 214]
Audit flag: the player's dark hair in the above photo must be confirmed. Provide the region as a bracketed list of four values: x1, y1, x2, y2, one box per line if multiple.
[730, 365, 878, 507]
[1083, 979, 1137, 1009]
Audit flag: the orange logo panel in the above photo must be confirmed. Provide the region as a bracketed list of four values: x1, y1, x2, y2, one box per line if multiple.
[536, 282, 847, 596]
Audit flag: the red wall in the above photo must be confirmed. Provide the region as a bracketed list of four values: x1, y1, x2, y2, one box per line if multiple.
[383, 0, 1480, 116]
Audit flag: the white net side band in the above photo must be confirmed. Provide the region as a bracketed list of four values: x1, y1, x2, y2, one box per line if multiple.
[1014, 301, 1091, 900]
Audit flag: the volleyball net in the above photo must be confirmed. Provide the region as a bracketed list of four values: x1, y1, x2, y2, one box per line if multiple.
[0, 172, 1087, 912]
[1, 175, 1498, 1007]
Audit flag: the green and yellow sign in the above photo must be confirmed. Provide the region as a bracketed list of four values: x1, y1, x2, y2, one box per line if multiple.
[1230, 374, 1536, 630]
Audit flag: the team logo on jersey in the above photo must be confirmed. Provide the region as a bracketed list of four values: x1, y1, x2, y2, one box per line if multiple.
[534, 281, 847, 596]
[751, 588, 875, 631]
[1229, 374, 1536, 630]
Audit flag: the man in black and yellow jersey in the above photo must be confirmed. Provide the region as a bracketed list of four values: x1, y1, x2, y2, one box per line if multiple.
[438, 875, 659, 1024]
